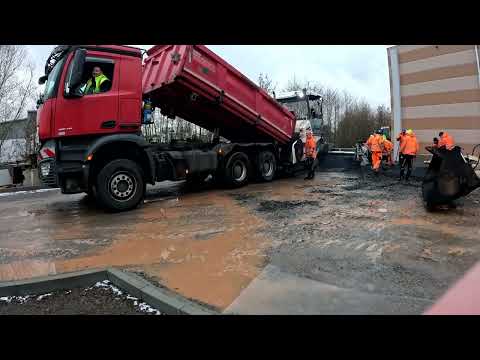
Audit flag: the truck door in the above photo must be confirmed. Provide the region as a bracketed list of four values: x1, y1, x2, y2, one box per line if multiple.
[54, 52, 120, 138]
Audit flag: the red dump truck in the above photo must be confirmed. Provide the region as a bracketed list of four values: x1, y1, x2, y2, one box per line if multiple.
[36, 45, 322, 211]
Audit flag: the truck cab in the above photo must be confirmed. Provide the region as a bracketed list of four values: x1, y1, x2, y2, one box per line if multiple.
[36, 45, 155, 207]
[275, 89, 329, 156]
[37, 45, 143, 141]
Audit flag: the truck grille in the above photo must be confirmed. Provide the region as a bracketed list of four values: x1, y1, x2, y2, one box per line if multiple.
[38, 159, 58, 187]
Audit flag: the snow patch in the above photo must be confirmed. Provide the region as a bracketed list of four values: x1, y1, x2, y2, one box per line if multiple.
[0, 188, 57, 197]
[90, 280, 161, 314]
[36, 293, 52, 301]
[93, 280, 123, 296]
[0, 295, 31, 303]
[137, 301, 161, 315]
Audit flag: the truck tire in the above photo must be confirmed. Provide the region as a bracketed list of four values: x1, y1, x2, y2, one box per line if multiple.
[223, 152, 250, 188]
[96, 159, 145, 212]
[256, 150, 276, 182]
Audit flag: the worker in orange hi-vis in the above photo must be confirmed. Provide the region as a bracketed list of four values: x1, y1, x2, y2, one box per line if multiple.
[363, 133, 375, 165]
[383, 137, 394, 166]
[304, 130, 317, 180]
[366, 130, 384, 174]
[438, 131, 455, 150]
[396, 128, 407, 164]
[399, 129, 419, 181]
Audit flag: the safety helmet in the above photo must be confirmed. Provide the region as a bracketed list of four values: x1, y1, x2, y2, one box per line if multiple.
[406, 129, 413, 135]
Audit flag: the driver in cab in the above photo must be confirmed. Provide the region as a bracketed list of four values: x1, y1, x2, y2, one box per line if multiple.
[82, 66, 110, 95]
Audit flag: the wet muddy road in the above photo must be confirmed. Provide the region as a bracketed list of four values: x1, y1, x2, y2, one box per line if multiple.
[1, 162, 479, 314]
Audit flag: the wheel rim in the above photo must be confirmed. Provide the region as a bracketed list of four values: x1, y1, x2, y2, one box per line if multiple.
[109, 172, 137, 201]
[232, 160, 247, 182]
[262, 157, 274, 177]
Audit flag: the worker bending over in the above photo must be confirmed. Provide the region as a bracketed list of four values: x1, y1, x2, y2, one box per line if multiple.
[366, 130, 384, 174]
[399, 129, 419, 181]
[304, 130, 317, 180]
[438, 131, 455, 150]
[383, 137, 394, 166]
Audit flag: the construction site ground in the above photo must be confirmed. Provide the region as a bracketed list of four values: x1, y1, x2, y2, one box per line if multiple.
[1, 156, 479, 314]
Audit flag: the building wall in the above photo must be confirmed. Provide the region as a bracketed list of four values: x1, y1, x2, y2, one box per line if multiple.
[388, 45, 480, 159]
[0, 139, 27, 163]
[0, 111, 37, 165]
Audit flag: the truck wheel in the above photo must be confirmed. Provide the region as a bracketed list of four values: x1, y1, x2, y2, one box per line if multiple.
[96, 159, 145, 212]
[256, 151, 276, 182]
[224, 152, 250, 188]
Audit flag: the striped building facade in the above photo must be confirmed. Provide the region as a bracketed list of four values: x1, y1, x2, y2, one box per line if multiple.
[388, 45, 480, 160]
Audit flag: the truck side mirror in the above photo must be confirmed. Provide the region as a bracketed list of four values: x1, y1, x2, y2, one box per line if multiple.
[65, 48, 86, 98]
[38, 75, 48, 85]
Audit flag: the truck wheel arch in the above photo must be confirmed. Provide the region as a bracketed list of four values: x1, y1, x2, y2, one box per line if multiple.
[86, 135, 155, 186]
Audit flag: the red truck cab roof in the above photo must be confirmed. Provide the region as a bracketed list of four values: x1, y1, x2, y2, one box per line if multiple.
[82, 45, 142, 57]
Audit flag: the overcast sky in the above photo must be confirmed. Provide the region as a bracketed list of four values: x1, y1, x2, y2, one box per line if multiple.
[27, 45, 391, 107]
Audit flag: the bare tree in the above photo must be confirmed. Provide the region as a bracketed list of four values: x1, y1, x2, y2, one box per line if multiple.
[373, 104, 392, 131]
[143, 108, 212, 144]
[258, 73, 277, 96]
[0, 46, 36, 160]
[285, 74, 302, 91]
[284, 76, 323, 94]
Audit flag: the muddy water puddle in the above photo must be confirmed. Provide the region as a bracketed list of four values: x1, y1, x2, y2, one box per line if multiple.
[0, 188, 271, 310]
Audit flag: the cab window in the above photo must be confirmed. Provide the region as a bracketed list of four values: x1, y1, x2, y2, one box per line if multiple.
[66, 57, 115, 96]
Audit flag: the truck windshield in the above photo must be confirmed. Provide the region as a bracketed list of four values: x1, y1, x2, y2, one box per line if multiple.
[281, 101, 309, 120]
[43, 56, 66, 101]
[310, 118, 322, 133]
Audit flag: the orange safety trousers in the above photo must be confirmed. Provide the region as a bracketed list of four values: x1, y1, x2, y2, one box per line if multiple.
[372, 151, 382, 171]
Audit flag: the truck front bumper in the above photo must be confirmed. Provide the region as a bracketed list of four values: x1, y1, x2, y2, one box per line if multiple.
[38, 158, 58, 188]
[38, 158, 90, 194]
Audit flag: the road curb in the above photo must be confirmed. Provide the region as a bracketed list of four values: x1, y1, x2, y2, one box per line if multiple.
[0, 268, 217, 315]
[106, 268, 216, 315]
[0, 268, 107, 297]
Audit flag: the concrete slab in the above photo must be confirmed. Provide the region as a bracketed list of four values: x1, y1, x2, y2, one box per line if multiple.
[224, 265, 432, 315]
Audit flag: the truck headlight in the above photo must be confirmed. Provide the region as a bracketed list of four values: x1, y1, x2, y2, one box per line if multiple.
[40, 162, 51, 177]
